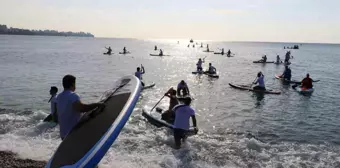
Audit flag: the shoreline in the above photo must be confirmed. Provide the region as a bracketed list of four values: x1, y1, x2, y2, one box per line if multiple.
[0, 151, 46, 168]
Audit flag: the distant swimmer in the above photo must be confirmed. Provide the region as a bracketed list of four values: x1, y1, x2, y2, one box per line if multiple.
[227, 49, 231, 57]
[135, 64, 145, 86]
[46, 86, 58, 123]
[206, 63, 217, 74]
[154, 45, 158, 50]
[159, 49, 163, 56]
[196, 58, 203, 72]
[105, 47, 112, 54]
[281, 66, 292, 81]
[173, 97, 198, 149]
[57, 75, 105, 140]
[177, 80, 190, 97]
[253, 72, 266, 91]
[161, 88, 178, 124]
[301, 73, 313, 89]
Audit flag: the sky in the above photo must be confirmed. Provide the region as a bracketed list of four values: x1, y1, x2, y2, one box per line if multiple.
[1, 0, 340, 43]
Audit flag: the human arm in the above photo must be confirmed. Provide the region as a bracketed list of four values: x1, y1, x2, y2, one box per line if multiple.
[191, 115, 198, 133]
[73, 100, 104, 113]
[141, 64, 145, 74]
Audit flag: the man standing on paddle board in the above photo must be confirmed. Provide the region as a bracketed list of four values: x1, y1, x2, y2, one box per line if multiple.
[135, 65, 145, 86]
[196, 58, 203, 72]
[253, 72, 266, 90]
[173, 97, 198, 149]
[57, 75, 105, 140]
[177, 80, 190, 97]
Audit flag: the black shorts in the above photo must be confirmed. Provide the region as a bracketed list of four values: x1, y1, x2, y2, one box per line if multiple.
[174, 128, 187, 146]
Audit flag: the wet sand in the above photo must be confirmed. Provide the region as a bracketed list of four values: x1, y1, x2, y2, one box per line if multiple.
[0, 151, 46, 168]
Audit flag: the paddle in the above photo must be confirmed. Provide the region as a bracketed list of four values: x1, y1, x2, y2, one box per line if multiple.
[249, 77, 258, 91]
[150, 95, 165, 112]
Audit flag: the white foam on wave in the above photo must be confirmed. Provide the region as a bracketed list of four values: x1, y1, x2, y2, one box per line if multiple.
[1, 109, 340, 167]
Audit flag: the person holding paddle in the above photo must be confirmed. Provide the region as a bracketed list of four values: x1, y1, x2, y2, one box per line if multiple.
[253, 72, 266, 91]
[173, 97, 198, 149]
[161, 88, 178, 124]
[57, 75, 105, 140]
[196, 58, 203, 72]
[135, 65, 145, 86]
[105, 47, 112, 55]
[227, 49, 231, 57]
[205, 63, 217, 74]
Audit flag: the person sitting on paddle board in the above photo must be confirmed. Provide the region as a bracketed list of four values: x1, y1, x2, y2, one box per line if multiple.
[206, 63, 216, 74]
[276, 55, 281, 63]
[281, 66, 292, 81]
[154, 45, 157, 50]
[105, 47, 112, 54]
[48, 86, 59, 123]
[261, 55, 267, 62]
[301, 73, 313, 89]
[196, 58, 203, 72]
[173, 97, 198, 149]
[177, 80, 190, 97]
[227, 49, 231, 57]
[135, 65, 145, 86]
[161, 88, 178, 124]
[57, 75, 105, 140]
[123, 47, 127, 54]
[253, 72, 266, 90]
[159, 49, 163, 56]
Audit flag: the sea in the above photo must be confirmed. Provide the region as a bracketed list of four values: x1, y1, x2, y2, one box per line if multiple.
[0, 35, 340, 168]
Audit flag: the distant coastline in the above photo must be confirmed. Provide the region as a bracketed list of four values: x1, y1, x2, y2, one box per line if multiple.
[0, 24, 94, 37]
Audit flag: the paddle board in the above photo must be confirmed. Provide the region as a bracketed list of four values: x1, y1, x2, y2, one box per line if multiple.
[119, 52, 130, 54]
[207, 73, 219, 78]
[149, 54, 170, 56]
[143, 83, 156, 90]
[142, 109, 197, 136]
[46, 75, 142, 168]
[203, 50, 214, 52]
[229, 83, 281, 94]
[253, 61, 275, 63]
[295, 87, 314, 94]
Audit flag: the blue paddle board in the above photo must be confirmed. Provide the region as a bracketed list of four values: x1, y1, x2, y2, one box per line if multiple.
[46, 75, 142, 168]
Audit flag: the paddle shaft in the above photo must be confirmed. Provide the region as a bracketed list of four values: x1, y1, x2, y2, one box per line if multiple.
[150, 95, 165, 112]
[249, 77, 258, 90]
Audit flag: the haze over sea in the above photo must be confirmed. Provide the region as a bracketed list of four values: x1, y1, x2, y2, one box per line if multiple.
[0, 35, 340, 167]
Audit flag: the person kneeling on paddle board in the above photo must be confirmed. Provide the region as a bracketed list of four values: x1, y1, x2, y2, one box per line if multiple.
[105, 47, 112, 54]
[260, 55, 267, 62]
[161, 88, 178, 124]
[57, 75, 105, 140]
[173, 97, 198, 149]
[276, 55, 281, 63]
[159, 49, 163, 56]
[227, 49, 231, 57]
[301, 73, 313, 89]
[177, 80, 190, 97]
[48, 86, 58, 123]
[205, 63, 216, 74]
[281, 66, 292, 81]
[253, 72, 266, 91]
[196, 58, 203, 72]
[135, 65, 145, 87]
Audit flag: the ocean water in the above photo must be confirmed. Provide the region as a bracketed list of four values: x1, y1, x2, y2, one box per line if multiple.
[0, 35, 340, 167]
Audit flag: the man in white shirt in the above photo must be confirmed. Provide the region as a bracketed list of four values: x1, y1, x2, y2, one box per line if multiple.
[57, 75, 104, 140]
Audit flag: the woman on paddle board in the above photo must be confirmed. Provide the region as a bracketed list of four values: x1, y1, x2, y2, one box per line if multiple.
[253, 72, 266, 91]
